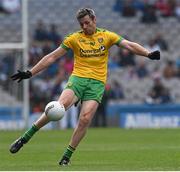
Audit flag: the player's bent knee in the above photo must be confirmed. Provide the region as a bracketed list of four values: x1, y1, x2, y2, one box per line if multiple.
[79, 116, 91, 127]
[45, 101, 65, 121]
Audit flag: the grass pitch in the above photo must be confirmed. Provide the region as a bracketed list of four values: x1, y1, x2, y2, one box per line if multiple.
[1, 128, 180, 171]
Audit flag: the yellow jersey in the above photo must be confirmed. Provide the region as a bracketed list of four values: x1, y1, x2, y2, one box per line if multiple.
[60, 28, 124, 83]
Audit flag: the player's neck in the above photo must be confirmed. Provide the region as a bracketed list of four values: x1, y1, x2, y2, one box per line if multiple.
[84, 28, 97, 36]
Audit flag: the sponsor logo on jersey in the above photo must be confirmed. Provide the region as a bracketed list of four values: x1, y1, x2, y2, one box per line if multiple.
[79, 46, 106, 57]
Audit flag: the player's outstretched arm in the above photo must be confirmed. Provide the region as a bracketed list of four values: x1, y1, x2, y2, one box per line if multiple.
[119, 39, 160, 60]
[11, 47, 67, 82]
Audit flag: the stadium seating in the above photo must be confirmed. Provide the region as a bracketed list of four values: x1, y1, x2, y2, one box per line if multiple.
[0, 86, 21, 106]
[0, 0, 180, 105]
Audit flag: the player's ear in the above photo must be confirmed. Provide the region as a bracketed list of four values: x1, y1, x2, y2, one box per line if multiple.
[93, 16, 96, 23]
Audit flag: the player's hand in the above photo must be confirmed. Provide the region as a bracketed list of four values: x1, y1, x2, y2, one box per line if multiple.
[148, 50, 160, 60]
[11, 70, 32, 83]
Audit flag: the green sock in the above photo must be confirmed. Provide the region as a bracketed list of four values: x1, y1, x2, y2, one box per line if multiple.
[63, 145, 76, 159]
[22, 124, 39, 142]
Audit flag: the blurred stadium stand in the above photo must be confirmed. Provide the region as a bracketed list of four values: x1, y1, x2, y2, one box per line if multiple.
[0, 0, 180, 126]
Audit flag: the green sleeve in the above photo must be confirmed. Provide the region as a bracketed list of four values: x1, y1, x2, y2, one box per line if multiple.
[60, 43, 70, 51]
[115, 37, 124, 46]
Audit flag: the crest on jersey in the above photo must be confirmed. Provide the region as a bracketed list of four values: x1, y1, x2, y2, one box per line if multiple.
[98, 38, 103, 43]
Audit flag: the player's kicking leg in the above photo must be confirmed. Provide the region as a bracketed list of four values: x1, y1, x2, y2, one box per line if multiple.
[9, 89, 77, 154]
[59, 100, 98, 166]
[9, 113, 49, 153]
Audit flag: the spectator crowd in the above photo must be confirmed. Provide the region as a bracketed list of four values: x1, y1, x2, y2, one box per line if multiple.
[1, 0, 180, 127]
[113, 0, 180, 23]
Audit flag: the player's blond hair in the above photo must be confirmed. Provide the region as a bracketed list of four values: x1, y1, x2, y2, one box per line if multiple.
[76, 8, 96, 21]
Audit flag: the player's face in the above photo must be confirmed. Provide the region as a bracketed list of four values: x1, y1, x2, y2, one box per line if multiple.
[79, 15, 96, 35]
